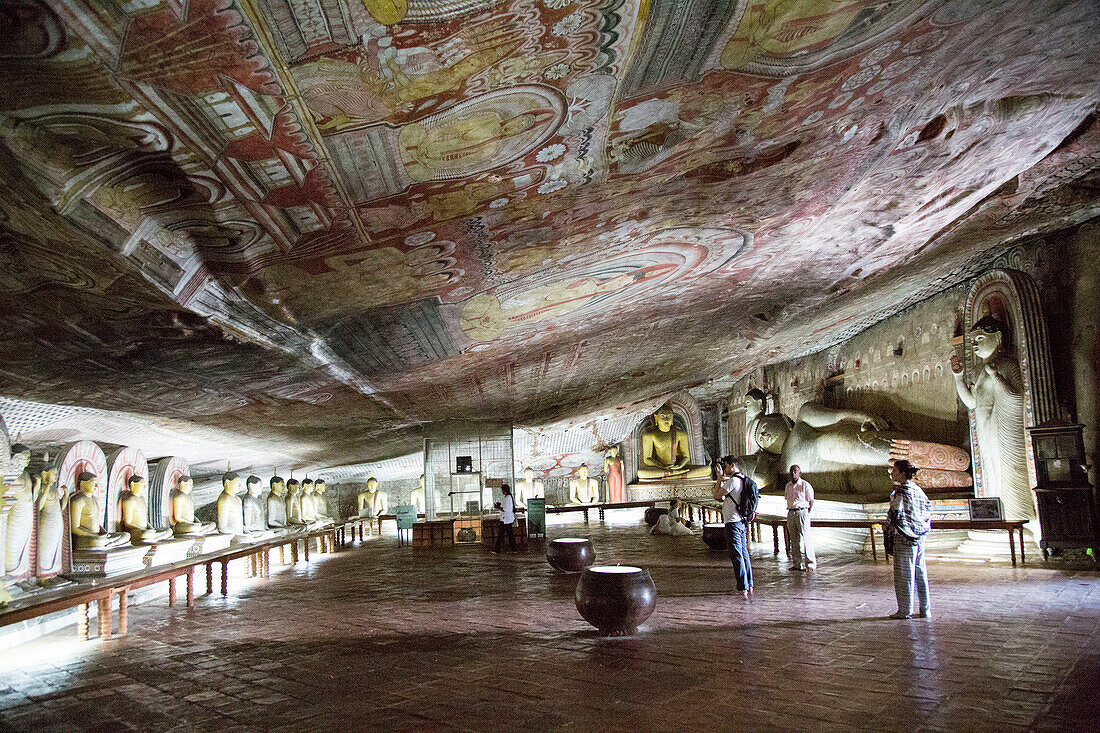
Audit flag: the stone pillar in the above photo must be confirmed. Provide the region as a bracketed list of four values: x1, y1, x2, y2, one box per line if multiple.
[1070, 222, 1100, 487]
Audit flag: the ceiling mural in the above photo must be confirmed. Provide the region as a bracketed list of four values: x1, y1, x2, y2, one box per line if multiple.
[0, 0, 1098, 472]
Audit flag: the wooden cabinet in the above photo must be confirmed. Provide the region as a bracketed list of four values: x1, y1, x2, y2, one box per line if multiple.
[1034, 488, 1098, 558]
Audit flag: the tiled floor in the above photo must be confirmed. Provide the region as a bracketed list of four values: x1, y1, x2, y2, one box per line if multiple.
[1, 514, 1098, 732]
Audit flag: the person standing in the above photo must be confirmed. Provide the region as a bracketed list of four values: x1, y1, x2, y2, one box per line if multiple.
[713, 456, 753, 596]
[492, 484, 519, 554]
[784, 465, 816, 571]
[887, 460, 932, 619]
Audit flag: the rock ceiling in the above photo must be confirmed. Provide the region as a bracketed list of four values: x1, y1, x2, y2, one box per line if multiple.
[1, 0, 1099, 473]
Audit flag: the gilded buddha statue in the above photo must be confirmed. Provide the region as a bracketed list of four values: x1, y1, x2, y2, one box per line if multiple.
[118, 474, 174, 544]
[169, 475, 218, 537]
[70, 472, 131, 550]
[637, 405, 712, 481]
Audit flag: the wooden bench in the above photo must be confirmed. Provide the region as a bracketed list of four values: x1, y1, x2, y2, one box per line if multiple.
[0, 527, 339, 642]
[545, 500, 658, 523]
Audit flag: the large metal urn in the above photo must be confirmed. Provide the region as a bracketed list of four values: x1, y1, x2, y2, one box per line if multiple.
[547, 537, 595, 572]
[575, 565, 657, 636]
[702, 523, 728, 551]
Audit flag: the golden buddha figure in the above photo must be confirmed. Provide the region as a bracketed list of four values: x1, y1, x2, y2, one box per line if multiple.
[568, 464, 600, 505]
[4, 444, 35, 577]
[409, 474, 426, 515]
[515, 467, 543, 509]
[358, 477, 388, 518]
[118, 474, 174, 544]
[637, 405, 712, 481]
[400, 107, 548, 182]
[311, 479, 336, 527]
[36, 465, 67, 578]
[70, 472, 131, 550]
[169, 475, 217, 537]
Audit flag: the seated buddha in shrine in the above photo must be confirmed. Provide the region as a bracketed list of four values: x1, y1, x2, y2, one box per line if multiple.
[70, 472, 131, 550]
[637, 405, 712, 481]
[118, 474, 174, 544]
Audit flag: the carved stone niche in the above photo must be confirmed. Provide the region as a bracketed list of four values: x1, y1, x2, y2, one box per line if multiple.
[624, 391, 707, 488]
[959, 268, 1058, 521]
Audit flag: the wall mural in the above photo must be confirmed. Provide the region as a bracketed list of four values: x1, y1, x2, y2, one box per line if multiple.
[0, 0, 1098, 474]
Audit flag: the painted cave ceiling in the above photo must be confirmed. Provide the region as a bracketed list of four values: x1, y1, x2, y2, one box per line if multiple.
[1, 0, 1099, 473]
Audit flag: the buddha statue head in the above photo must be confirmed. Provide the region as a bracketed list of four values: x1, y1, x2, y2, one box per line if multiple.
[752, 413, 792, 455]
[367, 477, 378, 493]
[315, 479, 327, 496]
[177, 475, 193, 493]
[222, 471, 241, 496]
[523, 466, 535, 482]
[302, 478, 314, 496]
[40, 466, 58, 492]
[126, 474, 145, 496]
[287, 478, 300, 495]
[77, 471, 98, 495]
[9, 443, 31, 475]
[653, 405, 676, 433]
[971, 314, 1007, 360]
[246, 475, 263, 497]
[745, 388, 767, 420]
[270, 475, 286, 496]
[578, 464, 590, 481]
[608, 445, 619, 460]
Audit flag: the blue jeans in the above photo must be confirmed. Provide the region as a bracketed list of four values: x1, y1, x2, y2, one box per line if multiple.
[725, 521, 753, 591]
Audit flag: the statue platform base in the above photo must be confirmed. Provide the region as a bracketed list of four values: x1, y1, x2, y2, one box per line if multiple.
[68, 546, 149, 577]
[142, 539, 194, 568]
[186, 534, 234, 558]
[629, 477, 714, 503]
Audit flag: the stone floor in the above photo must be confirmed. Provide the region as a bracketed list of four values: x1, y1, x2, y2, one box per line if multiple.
[1, 513, 1098, 732]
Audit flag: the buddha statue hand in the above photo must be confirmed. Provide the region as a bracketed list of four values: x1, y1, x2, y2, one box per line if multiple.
[950, 354, 964, 374]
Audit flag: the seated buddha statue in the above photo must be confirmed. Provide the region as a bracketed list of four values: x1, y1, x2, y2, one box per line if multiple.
[568, 464, 600, 505]
[409, 474, 426, 515]
[118, 474, 174, 544]
[169, 475, 218, 537]
[285, 479, 307, 526]
[267, 475, 291, 529]
[217, 471, 268, 543]
[241, 475, 276, 540]
[358, 477, 387, 519]
[4, 444, 35, 578]
[514, 467, 543, 509]
[313, 479, 336, 526]
[70, 472, 131, 550]
[637, 405, 712, 481]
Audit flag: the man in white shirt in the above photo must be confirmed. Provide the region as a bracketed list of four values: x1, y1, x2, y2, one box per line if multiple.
[713, 456, 753, 595]
[492, 484, 519, 554]
[784, 465, 816, 571]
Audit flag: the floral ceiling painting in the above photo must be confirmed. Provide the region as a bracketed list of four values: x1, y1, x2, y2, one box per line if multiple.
[1, 0, 1098, 471]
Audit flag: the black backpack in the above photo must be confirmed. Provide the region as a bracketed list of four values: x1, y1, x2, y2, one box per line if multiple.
[735, 473, 760, 518]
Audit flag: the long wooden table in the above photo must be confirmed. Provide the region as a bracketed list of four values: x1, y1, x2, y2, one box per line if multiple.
[546, 499, 658, 523]
[0, 527, 337, 642]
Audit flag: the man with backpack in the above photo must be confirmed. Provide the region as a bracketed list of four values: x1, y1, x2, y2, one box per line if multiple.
[713, 456, 759, 596]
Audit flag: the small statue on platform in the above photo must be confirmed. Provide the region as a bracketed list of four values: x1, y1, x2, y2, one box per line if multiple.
[569, 464, 600, 505]
[218, 471, 272, 542]
[70, 472, 131, 550]
[637, 405, 712, 481]
[952, 314, 1031, 520]
[311, 479, 336, 527]
[604, 446, 625, 503]
[409, 474, 426, 515]
[36, 464, 67, 578]
[118, 474, 174, 544]
[170, 475, 218, 537]
[4, 444, 35, 577]
[358, 477, 387, 518]
[243, 476, 268, 533]
[285, 479, 305, 525]
[515, 467, 543, 509]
